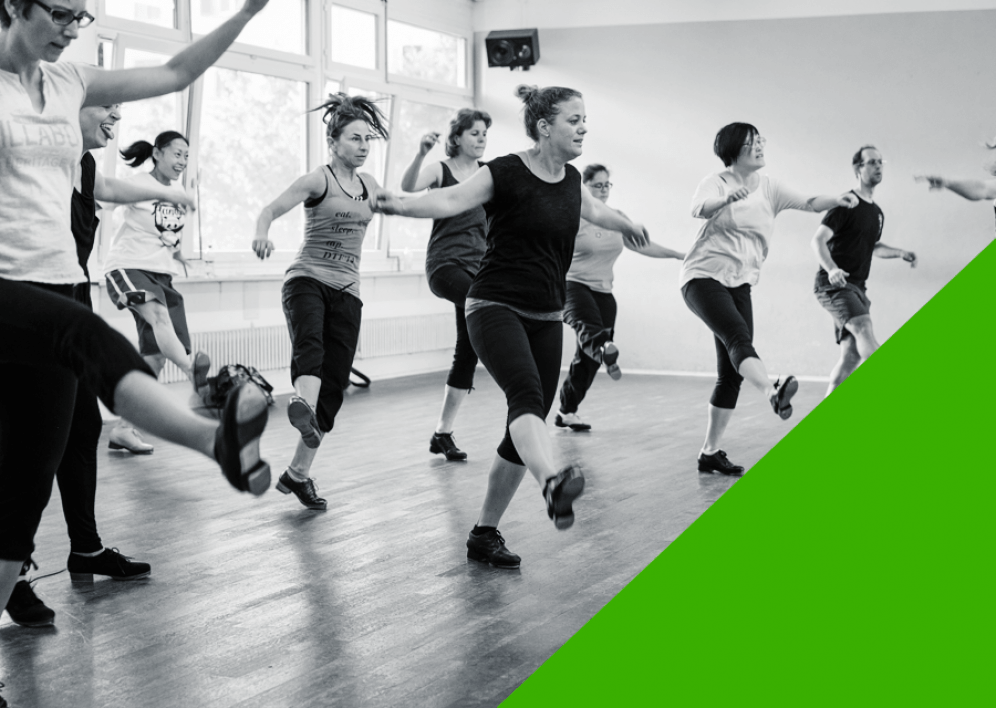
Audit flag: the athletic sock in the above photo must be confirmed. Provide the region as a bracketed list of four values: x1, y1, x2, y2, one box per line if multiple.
[286, 468, 309, 483]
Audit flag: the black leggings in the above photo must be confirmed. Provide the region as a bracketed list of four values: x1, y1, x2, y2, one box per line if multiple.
[427, 265, 479, 390]
[559, 281, 617, 414]
[681, 278, 759, 410]
[467, 305, 562, 466]
[0, 278, 152, 561]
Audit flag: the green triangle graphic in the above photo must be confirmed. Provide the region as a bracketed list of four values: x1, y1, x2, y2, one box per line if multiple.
[502, 241, 996, 706]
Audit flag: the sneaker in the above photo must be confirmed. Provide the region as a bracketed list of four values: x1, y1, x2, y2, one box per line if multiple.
[602, 342, 622, 380]
[466, 528, 521, 569]
[108, 425, 154, 454]
[67, 548, 151, 583]
[190, 350, 211, 394]
[4, 579, 55, 627]
[430, 432, 468, 461]
[543, 464, 585, 530]
[214, 382, 271, 495]
[276, 470, 327, 510]
[287, 396, 323, 449]
[697, 450, 745, 476]
[555, 412, 591, 432]
[770, 375, 799, 420]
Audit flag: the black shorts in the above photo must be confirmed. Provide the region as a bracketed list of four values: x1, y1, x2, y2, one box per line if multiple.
[815, 284, 871, 344]
[105, 268, 191, 356]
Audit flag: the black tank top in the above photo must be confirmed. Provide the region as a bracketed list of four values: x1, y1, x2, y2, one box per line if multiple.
[425, 161, 487, 279]
[71, 151, 98, 278]
[468, 154, 582, 312]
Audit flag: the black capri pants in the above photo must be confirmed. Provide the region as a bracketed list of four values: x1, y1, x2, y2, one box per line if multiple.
[560, 281, 617, 414]
[0, 278, 152, 561]
[467, 305, 562, 466]
[282, 276, 362, 434]
[681, 278, 759, 410]
[427, 265, 479, 390]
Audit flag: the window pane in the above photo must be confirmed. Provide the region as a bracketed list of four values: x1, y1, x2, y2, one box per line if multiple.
[193, 0, 305, 55]
[198, 69, 307, 254]
[387, 21, 466, 88]
[104, 0, 176, 28]
[384, 100, 460, 257]
[329, 5, 377, 70]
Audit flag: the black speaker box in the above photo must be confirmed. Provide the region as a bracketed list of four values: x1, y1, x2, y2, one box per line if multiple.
[485, 29, 540, 70]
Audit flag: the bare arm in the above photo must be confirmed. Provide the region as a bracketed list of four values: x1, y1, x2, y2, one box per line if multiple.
[400, 133, 442, 192]
[806, 193, 859, 212]
[626, 240, 684, 259]
[697, 186, 750, 219]
[94, 171, 196, 209]
[373, 166, 494, 219]
[82, 0, 268, 107]
[915, 175, 996, 201]
[252, 169, 325, 259]
[580, 187, 648, 248]
[874, 242, 917, 267]
[811, 224, 848, 287]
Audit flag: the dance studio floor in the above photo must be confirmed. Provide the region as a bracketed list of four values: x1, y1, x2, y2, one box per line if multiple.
[1, 370, 821, 708]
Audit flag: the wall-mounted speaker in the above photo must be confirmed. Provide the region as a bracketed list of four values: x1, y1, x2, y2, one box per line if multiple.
[485, 29, 540, 71]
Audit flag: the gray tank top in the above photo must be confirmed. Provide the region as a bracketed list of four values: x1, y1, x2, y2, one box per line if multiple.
[284, 165, 373, 299]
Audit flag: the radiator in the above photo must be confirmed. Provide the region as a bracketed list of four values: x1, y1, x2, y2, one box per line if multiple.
[160, 313, 455, 384]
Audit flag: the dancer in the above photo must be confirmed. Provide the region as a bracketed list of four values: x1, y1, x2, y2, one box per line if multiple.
[555, 164, 684, 432]
[1, 0, 272, 638]
[103, 129, 207, 453]
[681, 122, 858, 476]
[813, 146, 916, 396]
[252, 93, 388, 511]
[400, 108, 492, 461]
[374, 85, 651, 568]
[916, 136, 996, 217]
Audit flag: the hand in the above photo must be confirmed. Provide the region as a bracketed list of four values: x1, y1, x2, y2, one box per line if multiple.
[241, 0, 270, 16]
[419, 132, 441, 156]
[624, 224, 649, 250]
[172, 188, 196, 211]
[838, 192, 859, 208]
[903, 251, 918, 268]
[252, 238, 274, 260]
[915, 175, 945, 190]
[725, 186, 749, 204]
[371, 191, 405, 216]
[828, 267, 849, 287]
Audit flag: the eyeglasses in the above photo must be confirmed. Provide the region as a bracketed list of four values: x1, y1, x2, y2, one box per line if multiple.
[29, 0, 95, 27]
[860, 159, 886, 167]
[742, 136, 767, 150]
[589, 182, 613, 190]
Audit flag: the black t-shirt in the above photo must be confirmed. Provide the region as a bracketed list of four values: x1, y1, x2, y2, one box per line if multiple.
[72, 151, 99, 278]
[468, 154, 582, 312]
[815, 191, 883, 291]
[425, 161, 487, 280]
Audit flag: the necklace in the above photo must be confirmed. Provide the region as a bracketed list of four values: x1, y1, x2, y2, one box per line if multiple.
[329, 167, 365, 202]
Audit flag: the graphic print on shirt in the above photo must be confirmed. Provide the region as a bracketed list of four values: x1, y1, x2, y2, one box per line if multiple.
[152, 201, 186, 247]
[308, 210, 361, 265]
[0, 113, 79, 173]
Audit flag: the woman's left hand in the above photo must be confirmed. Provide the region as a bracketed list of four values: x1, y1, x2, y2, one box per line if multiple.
[624, 224, 650, 249]
[838, 192, 859, 208]
[903, 251, 918, 268]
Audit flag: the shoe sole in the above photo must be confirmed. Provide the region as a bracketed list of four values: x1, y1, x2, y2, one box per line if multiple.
[466, 548, 520, 569]
[554, 416, 591, 432]
[551, 470, 586, 530]
[8, 616, 54, 628]
[216, 384, 271, 495]
[108, 441, 154, 455]
[192, 351, 211, 393]
[601, 343, 619, 367]
[697, 462, 745, 476]
[275, 480, 328, 510]
[775, 377, 799, 420]
[606, 364, 622, 381]
[70, 570, 152, 583]
[429, 441, 468, 461]
[288, 399, 323, 449]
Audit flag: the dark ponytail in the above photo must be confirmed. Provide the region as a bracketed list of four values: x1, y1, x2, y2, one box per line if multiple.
[120, 130, 188, 168]
[310, 93, 390, 142]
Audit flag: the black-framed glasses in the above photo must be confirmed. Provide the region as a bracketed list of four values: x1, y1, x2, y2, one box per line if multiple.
[589, 182, 613, 190]
[29, 0, 94, 27]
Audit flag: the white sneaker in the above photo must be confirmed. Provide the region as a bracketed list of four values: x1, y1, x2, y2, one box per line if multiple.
[108, 425, 154, 454]
[555, 411, 592, 432]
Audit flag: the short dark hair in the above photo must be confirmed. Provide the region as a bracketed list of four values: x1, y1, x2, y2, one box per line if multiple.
[852, 144, 878, 172]
[515, 84, 583, 142]
[445, 108, 492, 158]
[714, 122, 759, 167]
[1, 0, 32, 29]
[582, 164, 609, 183]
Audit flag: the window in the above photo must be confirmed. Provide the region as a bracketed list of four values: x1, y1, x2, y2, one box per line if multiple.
[196, 68, 308, 254]
[387, 21, 466, 89]
[192, 0, 306, 55]
[329, 5, 378, 70]
[104, 0, 177, 28]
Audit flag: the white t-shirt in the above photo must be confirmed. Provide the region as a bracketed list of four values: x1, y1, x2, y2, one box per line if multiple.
[0, 62, 89, 284]
[679, 173, 812, 288]
[566, 216, 625, 293]
[103, 172, 188, 276]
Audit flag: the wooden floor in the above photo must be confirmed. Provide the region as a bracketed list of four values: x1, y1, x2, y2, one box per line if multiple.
[0, 369, 821, 708]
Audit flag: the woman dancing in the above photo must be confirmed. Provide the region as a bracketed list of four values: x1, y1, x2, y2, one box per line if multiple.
[400, 108, 492, 461]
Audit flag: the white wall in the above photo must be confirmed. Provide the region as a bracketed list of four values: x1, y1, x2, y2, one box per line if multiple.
[475, 10, 996, 376]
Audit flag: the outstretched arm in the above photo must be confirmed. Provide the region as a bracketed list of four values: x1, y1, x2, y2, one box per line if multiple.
[252, 169, 325, 259]
[627, 240, 684, 259]
[805, 193, 859, 212]
[400, 133, 443, 192]
[94, 171, 196, 209]
[580, 187, 648, 248]
[373, 166, 494, 218]
[874, 242, 917, 267]
[82, 0, 269, 107]
[915, 175, 996, 201]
